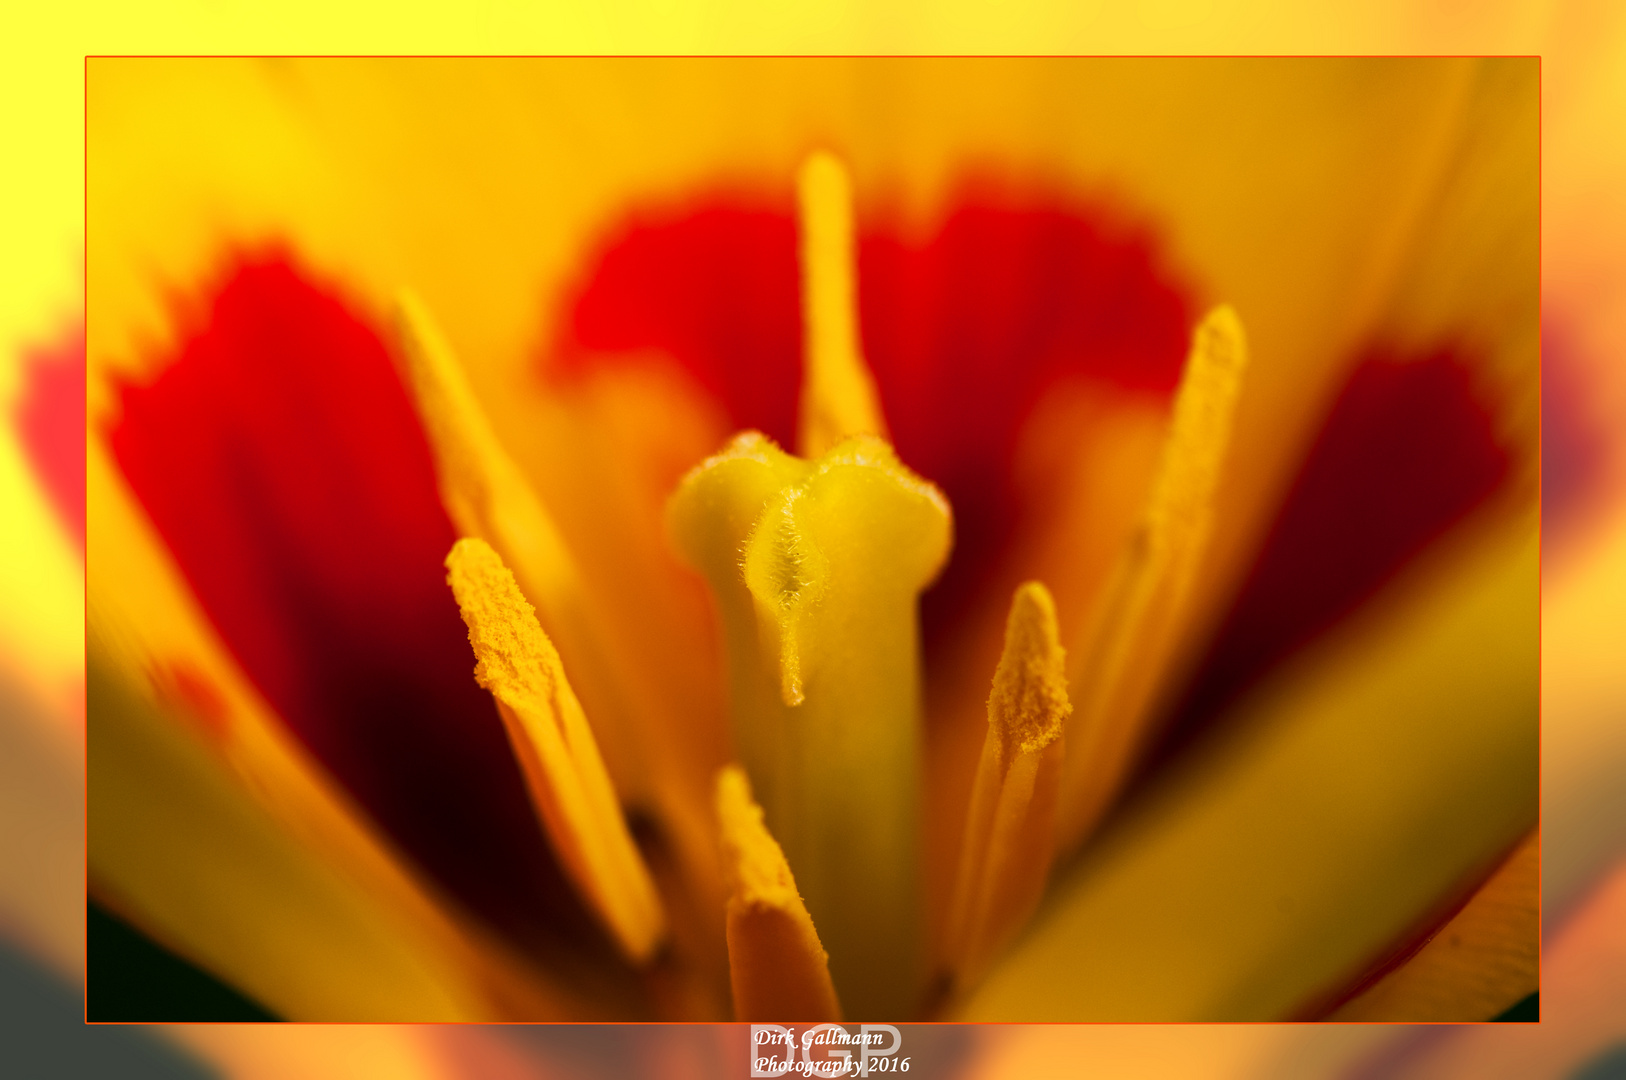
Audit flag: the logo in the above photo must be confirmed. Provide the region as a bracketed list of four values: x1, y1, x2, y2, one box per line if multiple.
[750, 1024, 908, 1077]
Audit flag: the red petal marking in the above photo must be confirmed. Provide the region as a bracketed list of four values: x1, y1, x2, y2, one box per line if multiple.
[1155, 348, 1512, 767]
[561, 197, 1192, 645]
[111, 258, 609, 965]
[860, 205, 1189, 641]
[1541, 317, 1610, 534]
[14, 322, 86, 547]
[567, 205, 803, 451]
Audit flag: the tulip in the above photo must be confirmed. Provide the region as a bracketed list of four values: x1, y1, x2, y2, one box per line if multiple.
[85, 57, 1536, 1022]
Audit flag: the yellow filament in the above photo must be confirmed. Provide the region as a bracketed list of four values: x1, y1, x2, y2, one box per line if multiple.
[1056, 305, 1248, 856]
[944, 582, 1070, 991]
[716, 765, 842, 1022]
[445, 538, 665, 963]
[796, 151, 887, 458]
[396, 292, 578, 606]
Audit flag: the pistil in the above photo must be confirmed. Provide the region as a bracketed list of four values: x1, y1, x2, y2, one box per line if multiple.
[668, 434, 950, 1017]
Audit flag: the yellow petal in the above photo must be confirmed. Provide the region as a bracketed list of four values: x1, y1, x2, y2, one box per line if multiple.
[1326, 828, 1537, 1021]
[89, 646, 562, 1021]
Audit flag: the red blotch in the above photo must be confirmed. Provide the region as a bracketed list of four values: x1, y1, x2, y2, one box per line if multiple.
[560, 196, 1192, 642]
[567, 206, 803, 450]
[14, 323, 86, 547]
[111, 257, 605, 962]
[1156, 348, 1512, 765]
[860, 205, 1190, 639]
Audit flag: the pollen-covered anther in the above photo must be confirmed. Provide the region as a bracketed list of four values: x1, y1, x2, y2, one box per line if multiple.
[944, 581, 1070, 991]
[445, 537, 665, 963]
[716, 765, 842, 1021]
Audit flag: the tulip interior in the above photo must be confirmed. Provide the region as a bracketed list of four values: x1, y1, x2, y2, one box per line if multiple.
[90, 60, 1534, 1023]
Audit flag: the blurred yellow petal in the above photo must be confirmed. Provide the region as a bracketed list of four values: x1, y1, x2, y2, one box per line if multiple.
[0, 662, 82, 976]
[169, 1024, 535, 1080]
[1543, 500, 1626, 911]
[0, 372, 82, 725]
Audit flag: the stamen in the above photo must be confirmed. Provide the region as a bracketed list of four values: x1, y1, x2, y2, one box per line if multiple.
[396, 292, 640, 792]
[944, 582, 1070, 990]
[1055, 305, 1248, 856]
[396, 292, 578, 604]
[716, 765, 842, 1021]
[445, 538, 665, 963]
[796, 151, 888, 458]
[668, 432, 951, 1018]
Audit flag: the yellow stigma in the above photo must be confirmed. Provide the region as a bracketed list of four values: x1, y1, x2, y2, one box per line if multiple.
[797, 150, 887, 458]
[743, 484, 829, 708]
[716, 765, 842, 1022]
[944, 582, 1070, 991]
[668, 432, 950, 1019]
[445, 537, 665, 963]
[1056, 304, 1249, 856]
